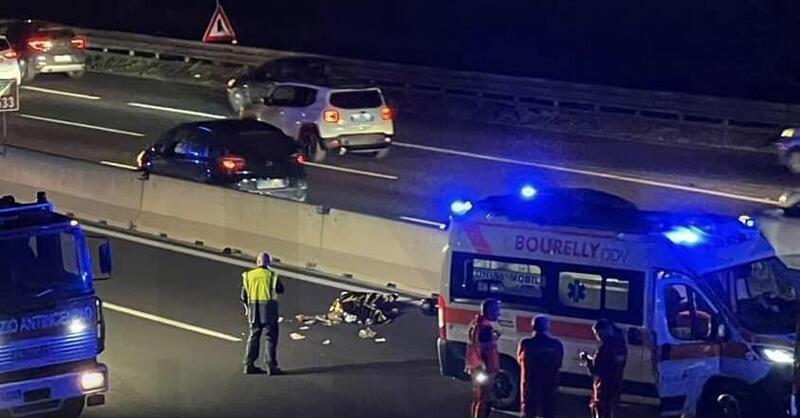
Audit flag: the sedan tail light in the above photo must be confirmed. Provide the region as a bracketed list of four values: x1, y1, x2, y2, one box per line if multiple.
[27, 38, 53, 52]
[71, 36, 87, 49]
[2, 50, 17, 59]
[323, 109, 339, 123]
[219, 155, 246, 174]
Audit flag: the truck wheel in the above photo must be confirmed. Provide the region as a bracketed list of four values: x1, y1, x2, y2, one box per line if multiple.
[67, 70, 85, 79]
[493, 356, 521, 412]
[48, 396, 85, 418]
[787, 151, 800, 174]
[301, 129, 326, 163]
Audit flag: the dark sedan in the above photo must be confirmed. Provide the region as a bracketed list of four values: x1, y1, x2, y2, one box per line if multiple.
[0, 20, 86, 82]
[137, 119, 308, 201]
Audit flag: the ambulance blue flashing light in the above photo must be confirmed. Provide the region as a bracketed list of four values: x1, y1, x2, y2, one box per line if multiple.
[738, 215, 755, 228]
[664, 226, 704, 246]
[520, 185, 538, 200]
[450, 200, 473, 216]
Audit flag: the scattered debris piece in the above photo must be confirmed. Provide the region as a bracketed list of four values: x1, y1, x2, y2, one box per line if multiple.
[328, 291, 400, 325]
[322, 339, 332, 346]
[278, 317, 284, 323]
[315, 315, 333, 326]
[358, 327, 377, 339]
[374, 337, 387, 344]
[298, 326, 310, 331]
[343, 313, 357, 323]
[289, 332, 306, 341]
[295, 314, 315, 323]
[303, 319, 317, 326]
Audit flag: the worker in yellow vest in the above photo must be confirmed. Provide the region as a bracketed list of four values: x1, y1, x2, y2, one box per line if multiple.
[241, 252, 285, 375]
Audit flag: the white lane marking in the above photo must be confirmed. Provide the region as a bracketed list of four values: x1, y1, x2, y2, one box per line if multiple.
[81, 225, 419, 297]
[127, 102, 227, 119]
[99, 161, 138, 170]
[21, 85, 101, 100]
[304, 161, 399, 181]
[394, 142, 780, 206]
[18, 114, 146, 137]
[399, 216, 447, 230]
[103, 302, 241, 342]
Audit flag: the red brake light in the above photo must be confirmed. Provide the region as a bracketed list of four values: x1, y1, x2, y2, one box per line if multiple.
[1, 50, 16, 59]
[380, 107, 393, 121]
[71, 36, 86, 49]
[323, 109, 339, 123]
[219, 155, 246, 174]
[27, 38, 53, 52]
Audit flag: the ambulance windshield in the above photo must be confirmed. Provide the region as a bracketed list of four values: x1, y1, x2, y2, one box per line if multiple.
[704, 257, 800, 335]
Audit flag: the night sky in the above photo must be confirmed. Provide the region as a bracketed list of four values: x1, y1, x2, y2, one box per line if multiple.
[6, 1, 800, 101]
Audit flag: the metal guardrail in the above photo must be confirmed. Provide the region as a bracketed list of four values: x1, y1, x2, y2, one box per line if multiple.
[56, 24, 800, 136]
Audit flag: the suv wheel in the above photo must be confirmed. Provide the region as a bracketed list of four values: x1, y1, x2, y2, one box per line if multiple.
[302, 129, 327, 163]
[371, 148, 390, 159]
[67, 69, 86, 79]
[788, 150, 800, 174]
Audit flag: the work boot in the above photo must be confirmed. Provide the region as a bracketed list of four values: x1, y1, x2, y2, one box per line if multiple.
[268, 366, 285, 376]
[243, 365, 267, 375]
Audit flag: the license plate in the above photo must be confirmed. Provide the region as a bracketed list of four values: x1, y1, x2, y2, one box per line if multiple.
[256, 179, 287, 189]
[0, 389, 21, 402]
[350, 113, 374, 123]
[54, 55, 72, 63]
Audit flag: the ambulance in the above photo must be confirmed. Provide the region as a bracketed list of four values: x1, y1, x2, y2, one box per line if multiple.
[436, 186, 797, 418]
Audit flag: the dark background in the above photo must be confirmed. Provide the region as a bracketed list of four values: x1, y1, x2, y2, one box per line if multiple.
[6, 1, 800, 102]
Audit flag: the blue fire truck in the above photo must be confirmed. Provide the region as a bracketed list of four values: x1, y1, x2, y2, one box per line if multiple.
[0, 192, 112, 417]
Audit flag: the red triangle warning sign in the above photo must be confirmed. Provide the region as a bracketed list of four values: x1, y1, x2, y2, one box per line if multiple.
[202, 4, 237, 43]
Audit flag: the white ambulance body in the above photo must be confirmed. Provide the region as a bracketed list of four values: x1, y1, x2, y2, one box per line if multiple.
[437, 187, 797, 417]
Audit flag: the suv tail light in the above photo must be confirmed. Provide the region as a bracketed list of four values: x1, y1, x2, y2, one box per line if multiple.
[438, 294, 447, 340]
[218, 155, 246, 174]
[323, 109, 339, 123]
[380, 107, 393, 121]
[27, 38, 53, 52]
[71, 36, 86, 49]
[2, 50, 17, 59]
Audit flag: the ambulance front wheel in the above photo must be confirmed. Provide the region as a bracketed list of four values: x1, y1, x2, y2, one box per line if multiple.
[493, 356, 521, 412]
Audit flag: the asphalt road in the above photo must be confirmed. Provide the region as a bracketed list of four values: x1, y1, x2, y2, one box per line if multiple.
[83, 234, 655, 418]
[2, 72, 793, 225]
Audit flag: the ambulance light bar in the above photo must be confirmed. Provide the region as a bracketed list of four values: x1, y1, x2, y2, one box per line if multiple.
[450, 200, 473, 216]
[519, 185, 537, 200]
[664, 226, 704, 246]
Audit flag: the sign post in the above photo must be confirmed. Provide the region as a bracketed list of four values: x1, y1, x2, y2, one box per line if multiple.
[0, 79, 20, 143]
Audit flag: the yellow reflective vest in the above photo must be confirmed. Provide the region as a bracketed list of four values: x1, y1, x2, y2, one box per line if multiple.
[241, 267, 280, 324]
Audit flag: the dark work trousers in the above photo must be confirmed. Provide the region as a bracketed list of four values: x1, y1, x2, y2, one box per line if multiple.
[522, 383, 558, 418]
[244, 317, 279, 368]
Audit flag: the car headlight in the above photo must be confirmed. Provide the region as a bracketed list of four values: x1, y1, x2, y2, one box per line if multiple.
[756, 346, 794, 364]
[80, 371, 106, 391]
[782, 128, 796, 138]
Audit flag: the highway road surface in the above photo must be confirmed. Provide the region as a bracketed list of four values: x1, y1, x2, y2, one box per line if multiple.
[3, 72, 791, 226]
[86, 234, 655, 418]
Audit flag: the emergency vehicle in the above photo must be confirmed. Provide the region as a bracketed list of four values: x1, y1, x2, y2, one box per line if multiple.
[0, 192, 112, 417]
[437, 186, 796, 418]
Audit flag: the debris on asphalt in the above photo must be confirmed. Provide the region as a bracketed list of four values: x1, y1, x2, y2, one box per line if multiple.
[295, 314, 315, 323]
[327, 291, 401, 326]
[315, 315, 334, 326]
[343, 313, 357, 323]
[298, 326, 310, 331]
[374, 337, 387, 344]
[278, 317, 285, 323]
[303, 319, 317, 326]
[289, 332, 306, 341]
[321, 339, 332, 346]
[357, 327, 377, 339]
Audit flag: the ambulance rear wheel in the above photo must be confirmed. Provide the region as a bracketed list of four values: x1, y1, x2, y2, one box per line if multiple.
[493, 357, 521, 411]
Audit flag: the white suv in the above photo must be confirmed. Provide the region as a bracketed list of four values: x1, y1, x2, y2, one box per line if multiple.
[239, 80, 394, 162]
[0, 36, 21, 86]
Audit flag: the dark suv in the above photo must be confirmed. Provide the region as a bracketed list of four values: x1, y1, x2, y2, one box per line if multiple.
[137, 119, 308, 201]
[0, 20, 86, 82]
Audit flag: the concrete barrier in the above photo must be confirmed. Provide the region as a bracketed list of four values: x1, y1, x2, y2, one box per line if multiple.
[0, 146, 446, 295]
[0, 147, 143, 228]
[317, 209, 446, 295]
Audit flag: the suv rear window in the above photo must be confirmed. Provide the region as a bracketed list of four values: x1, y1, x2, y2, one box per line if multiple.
[227, 130, 298, 161]
[329, 90, 383, 109]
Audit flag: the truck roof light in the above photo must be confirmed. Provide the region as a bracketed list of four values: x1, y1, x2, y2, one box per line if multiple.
[664, 226, 704, 246]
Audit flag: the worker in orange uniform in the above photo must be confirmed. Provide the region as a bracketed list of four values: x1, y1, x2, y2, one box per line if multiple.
[465, 298, 501, 418]
[517, 315, 564, 418]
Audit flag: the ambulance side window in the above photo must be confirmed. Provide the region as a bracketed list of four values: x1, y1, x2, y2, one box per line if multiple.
[664, 284, 714, 341]
[553, 268, 640, 325]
